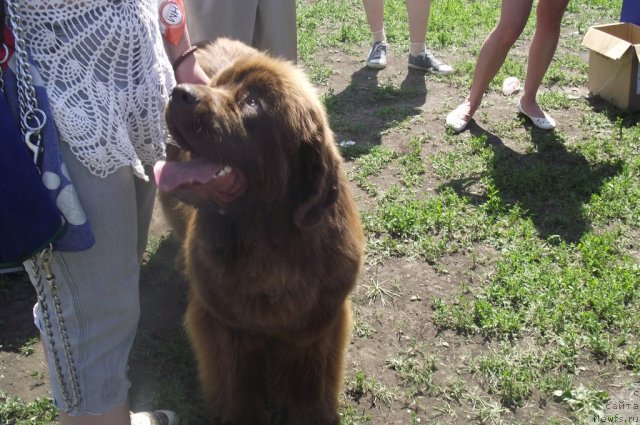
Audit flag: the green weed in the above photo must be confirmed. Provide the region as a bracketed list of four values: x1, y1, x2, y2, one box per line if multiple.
[0, 394, 57, 425]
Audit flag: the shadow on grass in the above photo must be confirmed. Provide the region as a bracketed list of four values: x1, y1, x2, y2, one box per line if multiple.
[443, 122, 623, 242]
[328, 66, 429, 160]
[0, 234, 211, 422]
[587, 95, 640, 128]
[129, 234, 211, 424]
[0, 271, 39, 352]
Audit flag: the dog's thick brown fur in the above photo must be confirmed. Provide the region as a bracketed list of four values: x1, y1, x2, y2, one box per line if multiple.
[155, 38, 364, 425]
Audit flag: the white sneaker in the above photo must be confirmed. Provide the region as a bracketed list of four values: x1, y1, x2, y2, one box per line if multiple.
[366, 41, 387, 69]
[130, 410, 179, 425]
[408, 50, 454, 75]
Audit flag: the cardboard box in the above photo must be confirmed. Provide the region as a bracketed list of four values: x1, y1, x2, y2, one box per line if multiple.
[581, 22, 640, 110]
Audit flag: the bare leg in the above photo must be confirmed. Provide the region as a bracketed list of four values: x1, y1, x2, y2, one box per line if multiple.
[466, 0, 532, 114]
[446, 0, 532, 129]
[60, 403, 130, 425]
[519, 0, 569, 118]
[406, 0, 430, 53]
[362, 0, 385, 41]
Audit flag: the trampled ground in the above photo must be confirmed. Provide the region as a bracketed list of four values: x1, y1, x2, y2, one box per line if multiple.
[2, 1, 639, 424]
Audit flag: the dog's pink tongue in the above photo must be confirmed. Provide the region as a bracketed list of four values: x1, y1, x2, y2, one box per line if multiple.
[154, 159, 223, 192]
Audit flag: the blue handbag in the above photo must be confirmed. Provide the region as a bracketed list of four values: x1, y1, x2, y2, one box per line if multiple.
[0, 75, 64, 266]
[1, 19, 94, 267]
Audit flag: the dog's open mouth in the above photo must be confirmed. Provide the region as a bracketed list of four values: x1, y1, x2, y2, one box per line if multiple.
[154, 158, 247, 204]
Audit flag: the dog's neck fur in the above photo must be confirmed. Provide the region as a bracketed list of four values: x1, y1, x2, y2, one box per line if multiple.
[193, 197, 318, 263]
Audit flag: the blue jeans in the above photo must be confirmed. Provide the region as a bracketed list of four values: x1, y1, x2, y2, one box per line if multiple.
[25, 140, 156, 415]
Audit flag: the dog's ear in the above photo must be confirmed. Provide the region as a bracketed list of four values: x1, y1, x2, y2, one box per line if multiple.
[275, 70, 340, 229]
[293, 138, 339, 230]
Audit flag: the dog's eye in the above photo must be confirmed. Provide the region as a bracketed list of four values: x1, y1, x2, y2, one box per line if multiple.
[242, 94, 260, 111]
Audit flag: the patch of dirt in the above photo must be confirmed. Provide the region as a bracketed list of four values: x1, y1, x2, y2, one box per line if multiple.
[0, 200, 181, 405]
[1, 35, 636, 425]
[0, 274, 48, 402]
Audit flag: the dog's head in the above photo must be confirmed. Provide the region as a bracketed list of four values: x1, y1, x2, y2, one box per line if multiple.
[155, 39, 340, 230]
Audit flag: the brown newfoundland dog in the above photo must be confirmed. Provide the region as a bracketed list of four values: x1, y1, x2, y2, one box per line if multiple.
[154, 38, 364, 425]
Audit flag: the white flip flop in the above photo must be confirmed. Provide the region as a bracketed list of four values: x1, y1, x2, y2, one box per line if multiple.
[518, 100, 556, 130]
[446, 104, 473, 133]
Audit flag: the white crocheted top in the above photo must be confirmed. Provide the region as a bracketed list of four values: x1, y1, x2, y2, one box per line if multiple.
[19, 0, 175, 180]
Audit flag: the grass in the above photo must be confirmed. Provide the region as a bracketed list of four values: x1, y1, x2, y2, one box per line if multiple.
[3, 0, 638, 424]
[0, 394, 57, 425]
[363, 276, 400, 306]
[305, 0, 635, 422]
[386, 344, 438, 394]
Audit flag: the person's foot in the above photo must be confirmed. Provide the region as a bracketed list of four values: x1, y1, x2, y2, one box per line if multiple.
[130, 410, 179, 425]
[366, 41, 387, 69]
[408, 50, 453, 75]
[446, 100, 473, 132]
[517, 99, 556, 130]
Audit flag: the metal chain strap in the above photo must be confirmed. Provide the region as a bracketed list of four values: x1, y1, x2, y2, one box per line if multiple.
[4, 0, 83, 409]
[29, 248, 82, 409]
[4, 0, 46, 164]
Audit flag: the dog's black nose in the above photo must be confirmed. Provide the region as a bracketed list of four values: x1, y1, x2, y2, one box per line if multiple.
[172, 84, 200, 105]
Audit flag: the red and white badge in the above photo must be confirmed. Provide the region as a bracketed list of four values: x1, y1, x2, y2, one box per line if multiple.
[159, 0, 186, 45]
[0, 26, 15, 71]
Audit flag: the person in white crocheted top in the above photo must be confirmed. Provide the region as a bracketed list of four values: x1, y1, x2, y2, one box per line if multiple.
[11, 1, 208, 424]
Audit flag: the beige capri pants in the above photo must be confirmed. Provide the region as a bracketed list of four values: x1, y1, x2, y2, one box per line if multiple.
[185, 0, 297, 62]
